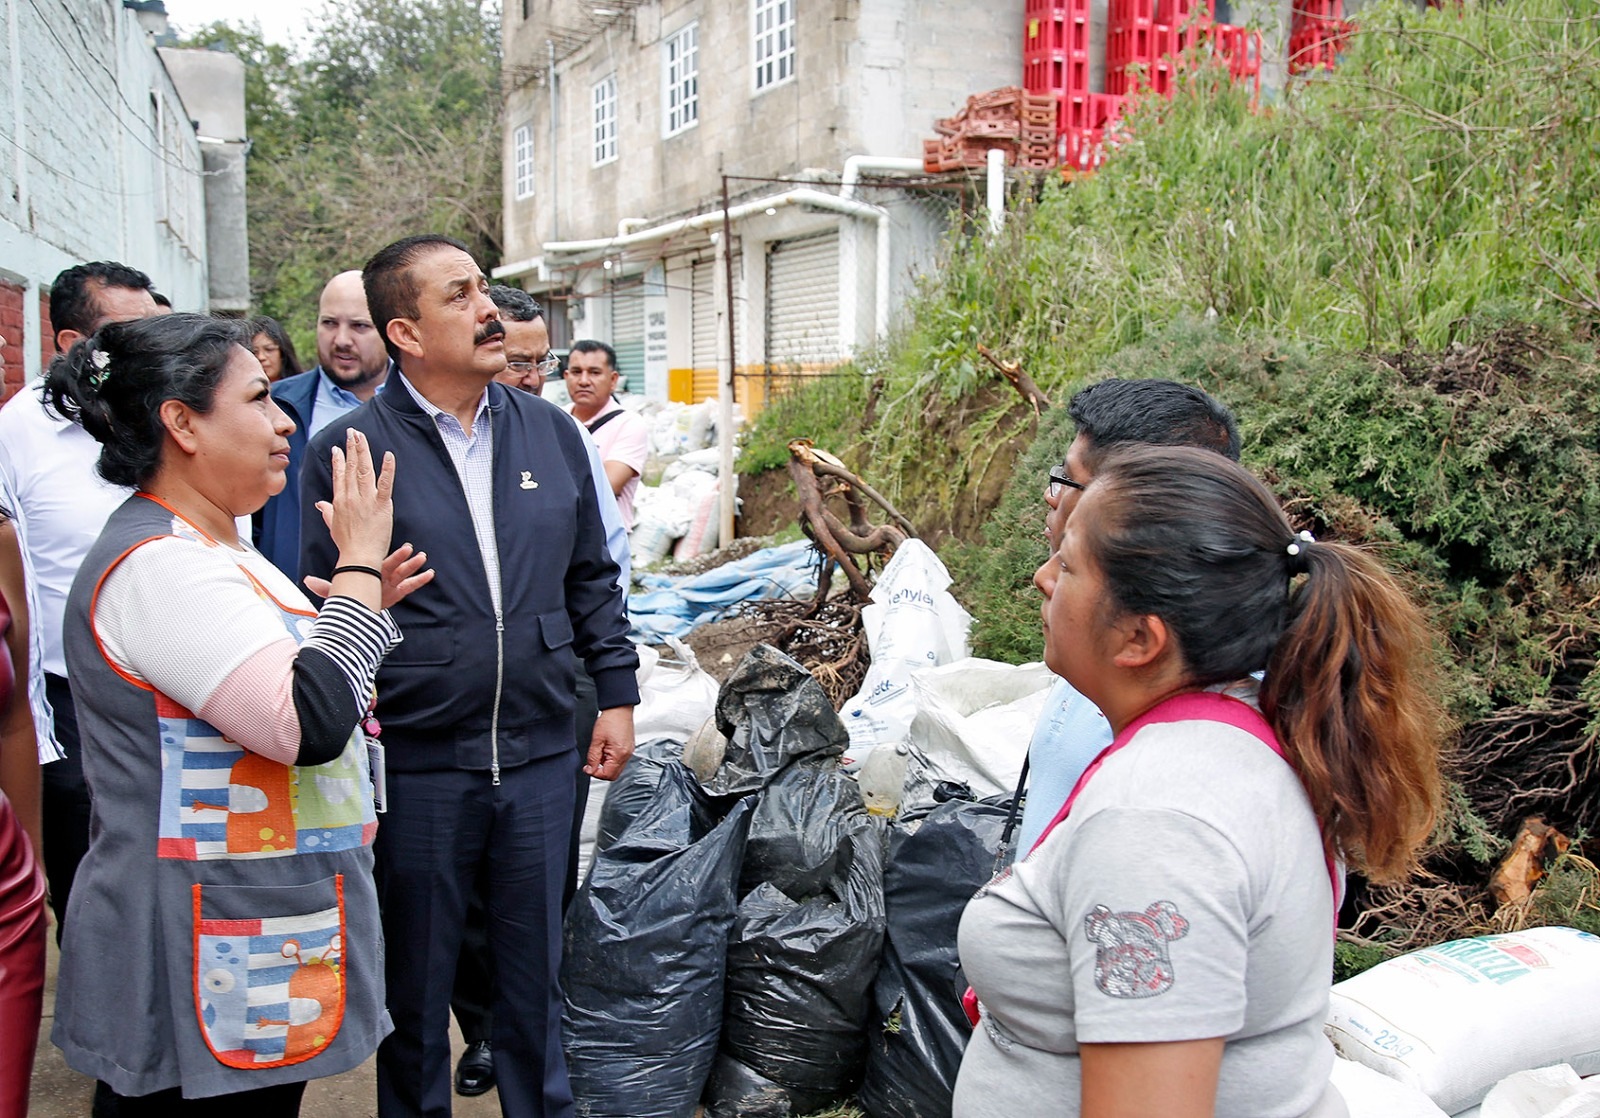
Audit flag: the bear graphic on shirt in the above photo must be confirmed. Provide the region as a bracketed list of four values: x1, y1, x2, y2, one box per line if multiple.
[1085, 900, 1190, 999]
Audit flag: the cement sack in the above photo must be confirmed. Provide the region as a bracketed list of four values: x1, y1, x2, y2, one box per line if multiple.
[1325, 927, 1600, 1114]
[895, 658, 1054, 817]
[1330, 1056, 1449, 1118]
[839, 540, 972, 764]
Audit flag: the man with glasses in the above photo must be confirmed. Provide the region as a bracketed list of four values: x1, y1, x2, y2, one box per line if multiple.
[564, 341, 649, 531]
[490, 284, 563, 395]
[1015, 379, 1241, 856]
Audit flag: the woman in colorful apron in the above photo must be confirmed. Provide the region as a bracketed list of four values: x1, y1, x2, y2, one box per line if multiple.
[43, 315, 431, 1115]
[955, 444, 1445, 1118]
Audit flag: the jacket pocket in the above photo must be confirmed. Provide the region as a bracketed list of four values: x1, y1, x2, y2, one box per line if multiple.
[539, 610, 575, 651]
[192, 875, 347, 1069]
[383, 623, 455, 666]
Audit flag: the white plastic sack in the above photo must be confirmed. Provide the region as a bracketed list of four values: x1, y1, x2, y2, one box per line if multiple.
[633, 635, 720, 745]
[1326, 927, 1600, 1114]
[630, 483, 690, 570]
[838, 540, 973, 760]
[1478, 1065, 1600, 1118]
[894, 658, 1055, 816]
[1331, 1056, 1450, 1118]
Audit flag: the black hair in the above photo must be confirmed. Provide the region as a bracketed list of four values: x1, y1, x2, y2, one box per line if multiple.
[363, 234, 474, 364]
[569, 339, 617, 371]
[1068, 378, 1240, 465]
[1082, 444, 1444, 879]
[488, 285, 544, 322]
[249, 315, 304, 379]
[43, 314, 249, 488]
[49, 261, 156, 346]
[150, 291, 173, 309]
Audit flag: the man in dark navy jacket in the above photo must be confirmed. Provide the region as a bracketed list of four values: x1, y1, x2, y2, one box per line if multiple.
[256, 270, 390, 575]
[299, 234, 639, 1118]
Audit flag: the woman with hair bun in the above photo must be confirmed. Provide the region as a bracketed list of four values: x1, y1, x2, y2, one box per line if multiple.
[43, 314, 432, 1114]
[955, 444, 1445, 1118]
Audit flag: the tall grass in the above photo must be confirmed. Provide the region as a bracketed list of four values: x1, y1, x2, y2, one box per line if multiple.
[743, 0, 1600, 520]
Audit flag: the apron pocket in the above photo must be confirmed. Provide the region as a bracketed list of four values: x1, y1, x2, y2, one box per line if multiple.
[191, 875, 348, 1069]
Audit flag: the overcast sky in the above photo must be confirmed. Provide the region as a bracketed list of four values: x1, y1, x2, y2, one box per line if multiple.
[162, 0, 331, 48]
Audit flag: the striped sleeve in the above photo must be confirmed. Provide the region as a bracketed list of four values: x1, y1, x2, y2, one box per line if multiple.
[301, 596, 401, 706]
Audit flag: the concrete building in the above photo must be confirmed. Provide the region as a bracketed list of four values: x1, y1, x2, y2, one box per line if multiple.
[493, 0, 1026, 409]
[0, 0, 247, 397]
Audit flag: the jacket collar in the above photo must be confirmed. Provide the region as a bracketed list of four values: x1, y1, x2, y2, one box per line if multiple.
[380, 364, 509, 421]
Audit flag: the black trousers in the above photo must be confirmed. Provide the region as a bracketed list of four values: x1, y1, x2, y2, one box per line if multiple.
[450, 666, 598, 1046]
[375, 753, 576, 1118]
[42, 673, 92, 937]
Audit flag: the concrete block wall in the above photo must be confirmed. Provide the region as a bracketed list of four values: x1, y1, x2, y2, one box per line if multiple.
[502, 0, 1022, 257]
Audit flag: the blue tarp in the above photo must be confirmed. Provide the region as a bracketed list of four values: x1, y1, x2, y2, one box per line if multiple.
[630, 539, 822, 644]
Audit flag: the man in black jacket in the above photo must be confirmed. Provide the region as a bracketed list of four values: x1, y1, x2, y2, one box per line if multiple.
[300, 234, 638, 1118]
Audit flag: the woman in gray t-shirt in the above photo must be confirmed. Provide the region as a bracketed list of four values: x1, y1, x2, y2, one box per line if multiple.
[955, 445, 1445, 1118]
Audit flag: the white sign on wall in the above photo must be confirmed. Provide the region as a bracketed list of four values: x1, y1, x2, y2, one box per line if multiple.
[643, 264, 669, 401]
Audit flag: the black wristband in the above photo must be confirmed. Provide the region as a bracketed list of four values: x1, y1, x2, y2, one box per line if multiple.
[331, 564, 383, 580]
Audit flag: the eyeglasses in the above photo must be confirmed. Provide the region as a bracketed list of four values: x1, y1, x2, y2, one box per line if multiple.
[506, 354, 562, 377]
[1047, 465, 1087, 501]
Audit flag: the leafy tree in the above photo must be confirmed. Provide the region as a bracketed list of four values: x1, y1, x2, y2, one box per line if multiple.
[176, 0, 502, 353]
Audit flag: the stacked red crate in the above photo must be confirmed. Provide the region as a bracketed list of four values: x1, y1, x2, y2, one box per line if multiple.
[922, 87, 1059, 172]
[1288, 0, 1349, 74]
[1023, 0, 1092, 134]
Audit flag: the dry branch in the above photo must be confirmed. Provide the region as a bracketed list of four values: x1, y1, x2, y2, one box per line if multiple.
[977, 343, 1052, 416]
[787, 440, 916, 601]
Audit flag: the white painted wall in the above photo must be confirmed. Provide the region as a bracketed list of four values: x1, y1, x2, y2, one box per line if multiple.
[0, 0, 210, 378]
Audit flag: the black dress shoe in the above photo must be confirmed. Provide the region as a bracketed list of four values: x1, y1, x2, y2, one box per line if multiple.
[455, 1040, 496, 1097]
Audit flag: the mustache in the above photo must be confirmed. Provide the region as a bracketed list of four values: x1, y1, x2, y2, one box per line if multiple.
[475, 320, 506, 346]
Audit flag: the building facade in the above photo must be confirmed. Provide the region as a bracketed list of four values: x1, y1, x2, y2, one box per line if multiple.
[494, 0, 1025, 407]
[0, 0, 246, 397]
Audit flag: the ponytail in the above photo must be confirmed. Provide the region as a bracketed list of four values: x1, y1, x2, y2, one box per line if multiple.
[1261, 542, 1444, 882]
[1087, 445, 1446, 882]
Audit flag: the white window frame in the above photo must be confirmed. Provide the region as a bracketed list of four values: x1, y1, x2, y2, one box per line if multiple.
[752, 0, 795, 92]
[663, 22, 699, 137]
[513, 122, 536, 200]
[592, 74, 618, 166]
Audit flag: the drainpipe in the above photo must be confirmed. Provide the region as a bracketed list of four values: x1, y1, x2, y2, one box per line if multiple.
[838, 156, 923, 341]
[541, 187, 884, 254]
[986, 148, 1005, 236]
[548, 40, 559, 241]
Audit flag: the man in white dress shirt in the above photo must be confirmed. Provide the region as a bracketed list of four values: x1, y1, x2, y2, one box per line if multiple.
[0, 261, 162, 930]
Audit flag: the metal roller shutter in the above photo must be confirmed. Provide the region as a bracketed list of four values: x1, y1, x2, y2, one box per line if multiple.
[691, 254, 746, 371]
[765, 230, 839, 370]
[610, 283, 645, 392]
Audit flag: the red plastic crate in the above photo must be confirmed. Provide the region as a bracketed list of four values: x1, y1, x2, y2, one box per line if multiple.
[1024, 49, 1089, 97]
[1089, 91, 1125, 129]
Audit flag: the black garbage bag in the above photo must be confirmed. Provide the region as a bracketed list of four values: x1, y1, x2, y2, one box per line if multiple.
[563, 764, 756, 1118]
[701, 1052, 805, 1118]
[857, 798, 1012, 1118]
[701, 644, 847, 797]
[593, 736, 683, 855]
[740, 759, 868, 898]
[710, 820, 887, 1117]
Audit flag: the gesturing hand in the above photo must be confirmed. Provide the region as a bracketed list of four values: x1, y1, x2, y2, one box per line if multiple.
[307, 429, 435, 610]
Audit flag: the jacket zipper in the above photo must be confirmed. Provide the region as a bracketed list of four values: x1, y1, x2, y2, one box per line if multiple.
[491, 609, 504, 785]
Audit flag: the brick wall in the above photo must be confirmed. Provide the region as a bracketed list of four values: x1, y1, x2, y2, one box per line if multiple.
[0, 283, 23, 402]
[39, 292, 53, 375]
[0, 284, 56, 402]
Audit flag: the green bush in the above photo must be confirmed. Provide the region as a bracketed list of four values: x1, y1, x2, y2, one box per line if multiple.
[837, 0, 1600, 563]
